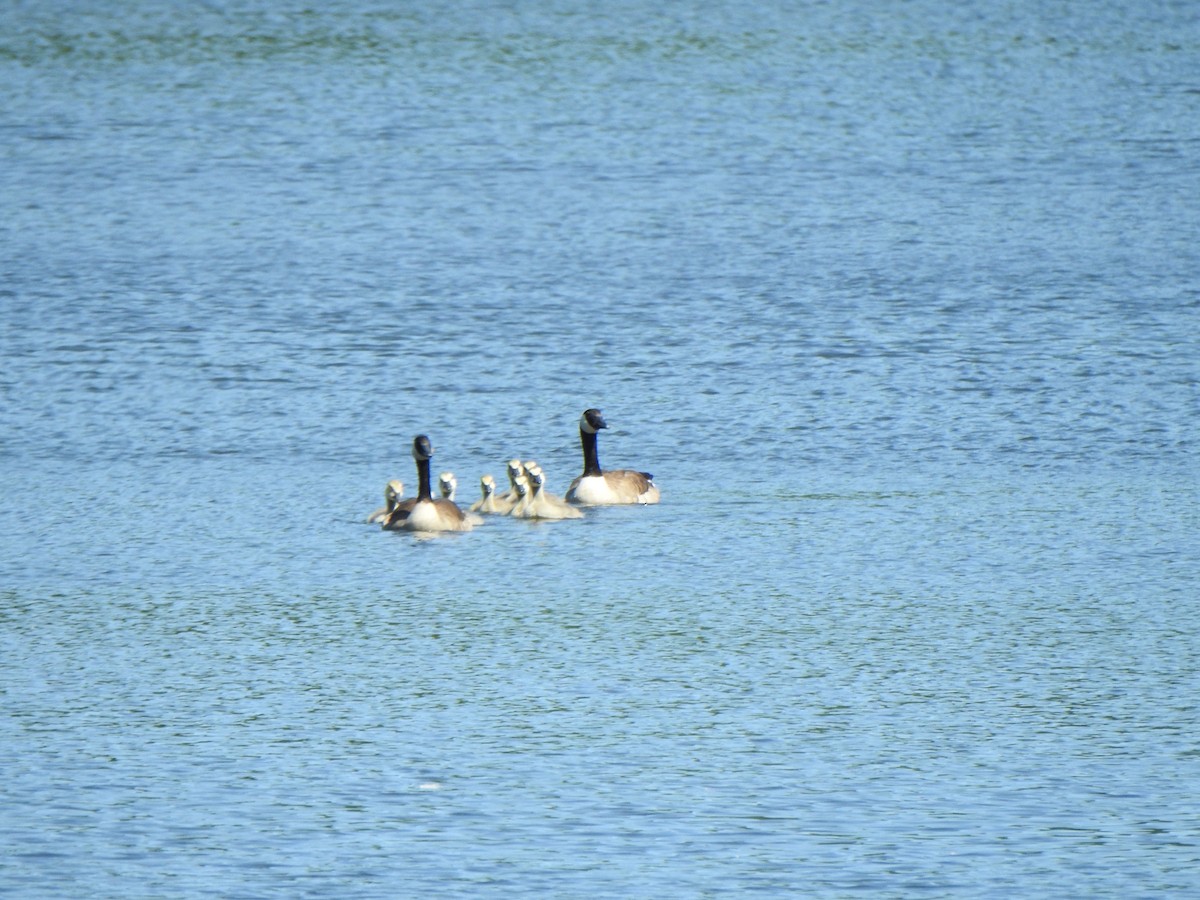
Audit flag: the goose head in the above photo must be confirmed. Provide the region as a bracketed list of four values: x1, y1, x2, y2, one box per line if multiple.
[581, 408, 608, 433]
[412, 435, 434, 461]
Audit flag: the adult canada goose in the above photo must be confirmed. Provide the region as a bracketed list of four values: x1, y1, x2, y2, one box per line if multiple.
[438, 472, 457, 501]
[469, 474, 501, 514]
[565, 408, 660, 506]
[365, 479, 404, 524]
[516, 466, 583, 520]
[384, 436, 474, 533]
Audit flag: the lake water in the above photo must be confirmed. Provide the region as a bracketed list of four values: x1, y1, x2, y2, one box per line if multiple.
[2, 1, 1198, 896]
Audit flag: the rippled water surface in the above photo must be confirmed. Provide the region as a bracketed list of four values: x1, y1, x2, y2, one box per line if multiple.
[2, 1, 1198, 896]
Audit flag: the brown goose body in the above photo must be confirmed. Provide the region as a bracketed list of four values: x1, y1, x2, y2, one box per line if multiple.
[513, 466, 583, 520]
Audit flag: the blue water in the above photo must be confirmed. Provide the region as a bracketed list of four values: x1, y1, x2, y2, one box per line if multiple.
[2, 1, 1199, 896]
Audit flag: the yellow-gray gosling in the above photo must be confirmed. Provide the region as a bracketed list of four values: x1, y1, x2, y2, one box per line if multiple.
[469, 474, 502, 514]
[508, 474, 532, 517]
[366, 479, 404, 524]
[516, 465, 582, 520]
[493, 459, 525, 512]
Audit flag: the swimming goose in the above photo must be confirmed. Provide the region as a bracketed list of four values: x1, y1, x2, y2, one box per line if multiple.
[365, 479, 405, 524]
[469, 474, 502, 514]
[494, 459, 526, 511]
[565, 408, 660, 505]
[384, 436, 475, 532]
[516, 466, 583, 519]
[508, 474, 532, 517]
[438, 472, 458, 501]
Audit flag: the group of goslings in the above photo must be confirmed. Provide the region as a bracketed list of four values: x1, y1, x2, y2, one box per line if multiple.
[368, 408, 659, 534]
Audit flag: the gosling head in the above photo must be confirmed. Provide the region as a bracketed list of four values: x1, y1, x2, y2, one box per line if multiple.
[527, 466, 545, 494]
[506, 459, 525, 485]
[384, 479, 404, 504]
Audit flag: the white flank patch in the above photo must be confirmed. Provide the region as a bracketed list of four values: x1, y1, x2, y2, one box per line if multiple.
[569, 475, 618, 505]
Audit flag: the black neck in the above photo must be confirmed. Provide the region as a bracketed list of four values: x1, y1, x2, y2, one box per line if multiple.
[580, 427, 602, 477]
[416, 455, 433, 500]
